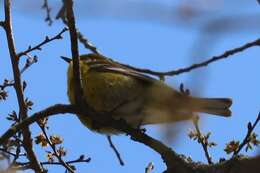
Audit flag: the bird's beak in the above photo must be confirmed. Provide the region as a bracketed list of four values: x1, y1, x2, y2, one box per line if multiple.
[60, 56, 72, 63]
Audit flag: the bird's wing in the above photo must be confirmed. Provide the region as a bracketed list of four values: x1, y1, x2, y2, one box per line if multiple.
[81, 56, 155, 115]
[86, 58, 157, 83]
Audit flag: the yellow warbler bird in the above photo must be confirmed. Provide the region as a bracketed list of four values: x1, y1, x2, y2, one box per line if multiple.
[63, 54, 232, 134]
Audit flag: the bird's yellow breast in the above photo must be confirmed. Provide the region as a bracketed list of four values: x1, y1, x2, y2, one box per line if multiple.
[67, 61, 146, 133]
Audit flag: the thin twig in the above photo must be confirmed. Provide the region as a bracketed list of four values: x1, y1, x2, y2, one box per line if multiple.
[10, 133, 23, 167]
[0, 55, 37, 100]
[0, 148, 25, 157]
[0, 55, 37, 90]
[2, 0, 44, 172]
[0, 27, 67, 98]
[107, 135, 124, 166]
[0, 80, 13, 90]
[145, 162, 154, 173]
[232, 112, 260, 157]
[17, 27, 68, 58]
[17, 155, 90, 166]
[76, 30, 100, 54]
[118, 38, 260, 78]
[20, 55, 38, 74]
[1, 27, 65, 90]
[42, 0, 53, 26]
[0, 149, 16, 157]
[192, 116, 213, 164]
[56, 1, 100, 54]
[182, 84, 213, 164]
[37, 123, 75, 173]
[0, 21, 5, 26]
[55, 0, 66, 21]
[43, 155, 90, 165]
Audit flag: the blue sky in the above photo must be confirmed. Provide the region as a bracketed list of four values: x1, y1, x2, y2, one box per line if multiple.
[0, 1, 260, 172]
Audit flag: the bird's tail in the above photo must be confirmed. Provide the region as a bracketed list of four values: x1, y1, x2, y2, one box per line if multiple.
[190, 97, 232, 117]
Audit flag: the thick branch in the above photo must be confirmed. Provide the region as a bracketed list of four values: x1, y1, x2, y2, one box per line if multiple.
[2, 0, 43, 172]
[0, 103, 191, 171]
[64, 0, 82, 105]
[0, 104, 76, 145]
[181, 155, 260, 173]
[0, 104, 259, 173]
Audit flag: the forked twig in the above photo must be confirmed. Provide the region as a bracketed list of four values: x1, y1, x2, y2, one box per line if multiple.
[192, 116, 213, 164]
[232, 112, 260, 157]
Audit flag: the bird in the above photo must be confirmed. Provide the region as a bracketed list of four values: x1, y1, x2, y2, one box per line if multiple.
[62, 54, 232, 134]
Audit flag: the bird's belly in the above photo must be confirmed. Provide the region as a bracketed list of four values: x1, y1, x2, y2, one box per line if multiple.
[79, 71, 147, 133]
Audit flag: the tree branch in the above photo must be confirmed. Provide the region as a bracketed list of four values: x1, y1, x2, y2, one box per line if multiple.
[232, 112, 260, 157]
[0, 27, 67, 99]
[17, 27, 68, 58]
[56, 0, 100, 54]
[38, 123, 75, 172]
[16, 155, 90, 167]
[0, 20, 4, 27]
[76, 30, 100, 54]
[0, 104, 76, 145]
[0, 148, 25, 157]
[0, 103, 259, 173]
[145, 162, 154, 173]
[0, 103, 191, 171]
[64, 0, 82, 105]
[192, 116, 213, 164]
[119, 38, 260, 78]
[42, 0, 53, 26]
[1, 0, 43, 172]
[1, 1, 259, 173]
[107, 135, 124, 166]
